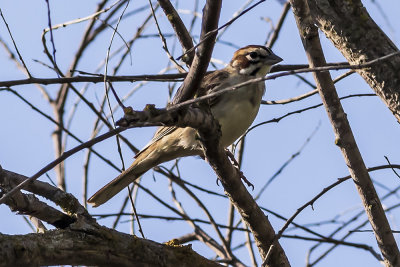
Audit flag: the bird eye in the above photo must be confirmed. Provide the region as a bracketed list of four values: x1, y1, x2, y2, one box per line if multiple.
[249, 52, 258, 59]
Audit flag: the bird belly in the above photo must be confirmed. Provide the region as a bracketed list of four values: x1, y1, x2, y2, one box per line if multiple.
[212, 85, 264, 148]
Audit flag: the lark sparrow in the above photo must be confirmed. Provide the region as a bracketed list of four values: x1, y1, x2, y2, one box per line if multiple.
[88, 45, 282, 207]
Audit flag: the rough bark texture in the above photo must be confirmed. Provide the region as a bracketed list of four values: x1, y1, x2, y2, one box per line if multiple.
[120, 102, 291, 266]
[307, 0, 400, 122]
[197, 122, 290, 266]
[0, 167, 221, 266]
[0, 227, 221, 267]
[290, 0, 400, 266]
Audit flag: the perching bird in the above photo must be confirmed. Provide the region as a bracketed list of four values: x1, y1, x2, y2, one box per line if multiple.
[88, 45, 282, 207]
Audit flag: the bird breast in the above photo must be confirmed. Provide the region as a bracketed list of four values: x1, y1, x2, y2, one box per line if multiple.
[211, 81, 265, 148]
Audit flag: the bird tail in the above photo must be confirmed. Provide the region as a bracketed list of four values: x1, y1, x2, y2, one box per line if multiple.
[87, 147, 156, 207]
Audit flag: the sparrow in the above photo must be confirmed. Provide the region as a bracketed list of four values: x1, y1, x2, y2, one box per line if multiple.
[88, 45, 282, 207]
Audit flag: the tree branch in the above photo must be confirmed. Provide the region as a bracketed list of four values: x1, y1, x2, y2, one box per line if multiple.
[0, 226, 221, 267]
[0, 168, 90, 219]
[307, 0, 400, 123]
[193, 114, 290, 265]
[171, 0, 222, 104]
[158, 0, 195, 65]
[289, 0, 400, 265]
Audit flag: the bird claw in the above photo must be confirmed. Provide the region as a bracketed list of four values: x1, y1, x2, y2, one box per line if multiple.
[225, 149, 240, 168]
[238, 170, 254, 190]
[225, 149, 254, 190]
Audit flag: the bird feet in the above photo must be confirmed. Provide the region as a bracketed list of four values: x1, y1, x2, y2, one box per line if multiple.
[225, 149, 254, 190]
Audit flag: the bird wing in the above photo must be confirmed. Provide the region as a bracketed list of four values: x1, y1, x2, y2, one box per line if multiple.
[197, 69, 230, 107]
[134, 69, 228, 159]
[134, 126, 177, 158]
[197, 70, 229, 96]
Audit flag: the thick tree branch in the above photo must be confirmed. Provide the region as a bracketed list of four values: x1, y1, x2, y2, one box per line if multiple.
[119, 105, 290, 265]
[290, 0, 400, 266]
[171, 0, 222, 104]
[0, 168, 90, 219]
[197, 124, 290, 266]
[0, 226, 220, 267]
[307, 0, 400, 123]
[0, 169, 75, 229]
[0, 167, 221, 266]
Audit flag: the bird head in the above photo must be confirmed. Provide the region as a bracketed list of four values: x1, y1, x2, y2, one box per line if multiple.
[230, 45, 282, 77]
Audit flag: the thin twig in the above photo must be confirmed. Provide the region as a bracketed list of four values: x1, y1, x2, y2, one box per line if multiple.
[136, 179, 227, 258]
[384, 156, 400, 179]
[157, 0, 194, 66]
[0, 127, 126, 205]
[254, 121, 321, 200]
[262, 70, 356, 105]
[103, 0, 129, 115]
[275, 164, 400, 242]
[266, 2, 290, 47]
[0, 8, 31, 77]
[102, 0, 130, 193]
[0, 37, 51, 101]
[0, 87, 121, 172]
[148, 0, 185, 72]
[127, 185, 145, 238]
[44, 0, 58, 75]
[163, 168, 233, 259]
[177, 0, 267, 60]
[43, 0, 122, 32]
[94, 213, 249, 231]
[251, 93, 375, 133]
[281, 234, 382, 261]
[217, 0, 255, 40]
[0, 60, 368, 87]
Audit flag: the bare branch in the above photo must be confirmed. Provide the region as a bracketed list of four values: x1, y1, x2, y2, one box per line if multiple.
[44, 0, 58, 72]
[0, 227, 221, 266]
[172, 0, 222, 104]
[307, 0, 400, 123]
[0, 128, 125, 205]
[148, 1, 185, 72]
[176, 0, 267, 61]
[266, 2, 290, 47]
[0, 8, 31, 77]
[0, 169, 75, 229]
[289, 0, 400, 265]
[1, 53, 396, 88]
[158, 0, 195, 65]
[275, 164, 400, 243]
[0, 168, 91, 219]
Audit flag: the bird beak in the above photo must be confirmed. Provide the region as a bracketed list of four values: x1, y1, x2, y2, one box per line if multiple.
[266, 52, 283, 65]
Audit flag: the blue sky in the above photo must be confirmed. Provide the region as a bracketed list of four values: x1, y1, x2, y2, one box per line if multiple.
[1, 1, 399, 266]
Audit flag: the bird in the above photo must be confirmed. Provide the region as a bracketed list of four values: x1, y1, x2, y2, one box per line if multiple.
[88, 45, 282, 207]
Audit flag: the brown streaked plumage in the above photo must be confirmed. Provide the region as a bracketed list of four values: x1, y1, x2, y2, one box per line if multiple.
[88, 45, 282, 207]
